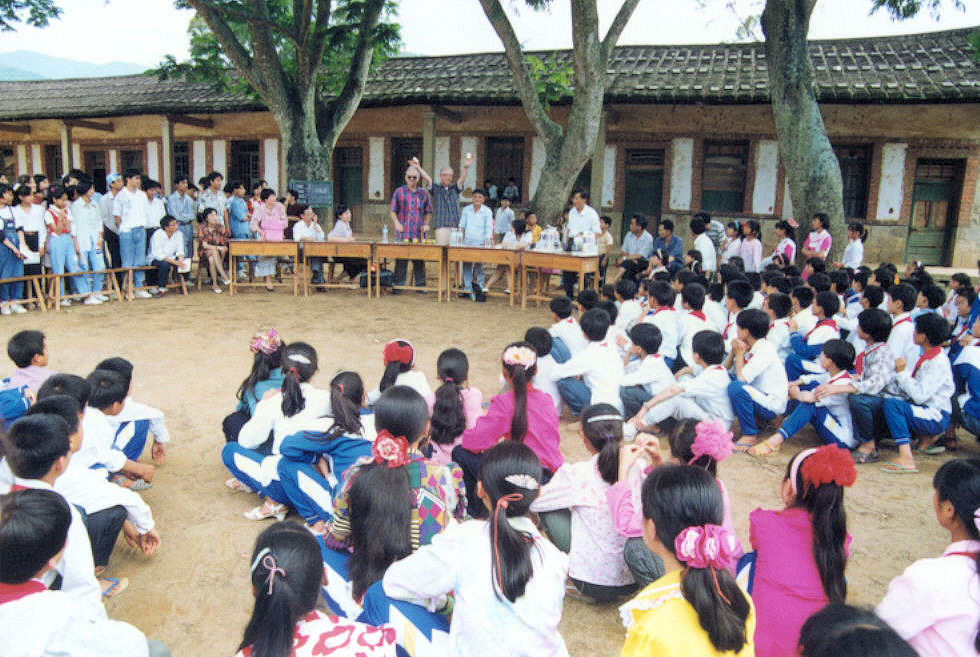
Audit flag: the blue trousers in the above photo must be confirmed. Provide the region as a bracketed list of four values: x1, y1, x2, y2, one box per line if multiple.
[360, 581, 450, 657]
[220, 442, 288, 503]
[119, 228, 146, 287]
[785, 353, 822, 381]
[113, 419, 151, 462]
[0, 246, 24, 301]
[277, 458, 336, 524]
[848, 394, 884, 445]
[620, 385, 652, 418]
[728, 380, 777, 437]
[550, 337, 571, 364]
[48, 234, 89, 296]
[394, 259, 425, 287]
[461, 262, 484, 290]
[954, 400, 980, 438]
[556, 378, 591, 415]
[79, 247, 105, 292]
[778, 402, 851, 448]
[882, 398, 950, 447]
[177, 222, 195, 263]
[319, 539, 364, 619]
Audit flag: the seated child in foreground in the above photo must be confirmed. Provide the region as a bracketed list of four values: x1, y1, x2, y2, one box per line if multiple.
[96, 357, 170, 467]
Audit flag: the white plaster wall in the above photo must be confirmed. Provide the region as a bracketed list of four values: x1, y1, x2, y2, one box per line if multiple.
[529, 137, 546, 199]
[459, 137, 477, 197]
[30, 145, 41, 174]
[109, 150, 118, 175]
[263, 139, 279, 192]
[670, 138, 693, 211]
[71, 143, 81, 171]
[602, 145, 616, 208]
[752, 140, 779, 215]
[16, 145, 27, 176]
[435, 137, 450, 171]
[782, 179, 794, 219]
[146, 142, 159, 180]
[192, 141, 206, 182]
[876, 143, 908, 221]
[368, 137, 385, 201]
[212, 140, 226, 175]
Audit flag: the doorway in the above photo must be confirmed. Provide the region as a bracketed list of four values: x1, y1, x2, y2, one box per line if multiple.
[622, 149, 664, 242]
[84, 150, 108, 194]
[390, 138, 423, 195]
[333, 146, 363, 228]
[905, 159, 963, 266]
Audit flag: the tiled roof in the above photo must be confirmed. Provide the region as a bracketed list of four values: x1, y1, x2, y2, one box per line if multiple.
[0, 26, 975, 121]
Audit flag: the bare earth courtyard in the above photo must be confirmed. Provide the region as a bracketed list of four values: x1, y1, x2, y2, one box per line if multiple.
[7, 288, 974, 657]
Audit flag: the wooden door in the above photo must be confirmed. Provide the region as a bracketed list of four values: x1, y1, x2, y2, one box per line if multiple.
[906, 159, 962, 266]
[333, 146, 363, 228]
[623, 149, 664, 242]
[390, 138, 423, 195]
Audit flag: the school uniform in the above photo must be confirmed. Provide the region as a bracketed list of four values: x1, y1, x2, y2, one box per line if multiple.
[551, 338, 625, 414]
[616, 298, 643, 331]
[727, 338, 789, 437]
[793, 307, 817, 335]
[704, 298, 728, 333]
[678, 310, 711, 368]
[848, 342, 898, 447]
[721, 310, 743, 355]
[767, 317, 793, 362]
[366, 369, 432, 407]
[953, 344, 980, 438]
[642, 364, 734, 428]
[641, 306, 679, 364]
[948, 314, 971, 362]
[888, 312, 921, 365]
[842, 239, 864, 269]
[533, 353, 562, 413]
[106, 398, 169, 463]
[881, 347, 954, 447]
[776, 370, 856, 448]
[77, 406, 127, 476]
[549, 316, 589, 363]
[619, 353, 674, 418]
[785, 318, 840, 380]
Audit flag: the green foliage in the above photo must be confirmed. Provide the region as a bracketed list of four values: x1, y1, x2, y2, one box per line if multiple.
[526, 54, 573, 107]
[869, 0, 964, 20]
[0, 0, 61, 32]
[969, 30, 980, 63]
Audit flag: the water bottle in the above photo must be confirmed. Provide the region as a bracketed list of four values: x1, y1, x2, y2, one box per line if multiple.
[381, 225, 389, 244]
[552, 230, 560, 252]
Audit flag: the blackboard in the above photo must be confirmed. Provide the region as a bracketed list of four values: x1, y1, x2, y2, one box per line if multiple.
[290, 180, 333, 207]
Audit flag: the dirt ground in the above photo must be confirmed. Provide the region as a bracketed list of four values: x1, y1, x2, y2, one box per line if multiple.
[7, 285, 974, 657]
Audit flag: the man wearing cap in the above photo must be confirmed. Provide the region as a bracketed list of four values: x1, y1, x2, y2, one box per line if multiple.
[166, 176, 196, 270]
[100, 173, 124, 285]
[388, 165, 432, 293]
[413, 155, 473, 246]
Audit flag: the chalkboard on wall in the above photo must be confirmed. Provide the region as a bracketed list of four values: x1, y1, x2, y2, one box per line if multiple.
[290, 180, 334, 207]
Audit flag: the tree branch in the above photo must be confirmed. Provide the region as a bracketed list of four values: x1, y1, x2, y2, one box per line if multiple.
[601, 0, 642, 63]
[477, 0, 562, 149]
[245, 0, 292, 102]
[204, 0, 298, 45]
[184, 0, 262, 92]
[307, 0, 334, 81]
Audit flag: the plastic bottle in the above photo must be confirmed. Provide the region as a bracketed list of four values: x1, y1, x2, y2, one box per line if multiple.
[381, 225, 389, 243]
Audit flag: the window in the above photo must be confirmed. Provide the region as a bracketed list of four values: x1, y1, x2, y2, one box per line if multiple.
[390, 138, 423, 194]
[701, 141, 748, 213]
[485, 137, 524, 202]
[121, 149, 143, 173]
[83, 151, 107, 193]
[173, 141, 189, 183]
[833, 144, 871, 219]
[44, 145, 63, 179]
[229, 140, 260, 187]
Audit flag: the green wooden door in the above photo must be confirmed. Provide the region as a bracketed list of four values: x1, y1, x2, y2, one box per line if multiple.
[622, 149, 664, 242]
[905, 160, 962, 266]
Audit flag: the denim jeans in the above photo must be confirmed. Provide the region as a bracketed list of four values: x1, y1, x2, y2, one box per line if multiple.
[48, 234, 89, 296]
[556, 378, 591, 415]
[79, 247, 105, 293]
[177, 222, 195, 262]
[119, 228, 146, 287]
[0, 245, 24, 301]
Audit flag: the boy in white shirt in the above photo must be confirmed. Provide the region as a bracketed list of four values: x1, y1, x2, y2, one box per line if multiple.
[677, 282, 711, 369]
[721, 279, 753, 353]
[525, 327, 561, 413]
[628, 330, 733, 434]
[548, 296, 588, 363]
[726, 309, 789, 450]
[95, 357, 170, 468]
[790, 286, 818, 335]
[785, 290, 841, 380]
[614, 278, 643, 331]
[689, 215, 716, 274]
[765, 292, 794, 362]
[619, 323, 674, 418]
[704, 282, 728, 333]
[641, 280, 680, 367]
[551, 307, 625, 414]
[887, 283, 922, 366]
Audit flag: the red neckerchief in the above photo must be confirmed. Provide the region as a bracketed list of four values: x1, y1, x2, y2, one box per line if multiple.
[743, 349, 754, 365]
[855, 342, 884, 376]
[892, 315, 912, 328]
[827, 370, 852, 384]
[804, 318, 837, 341]
[953, 319, 970, 341]
[0, 580, 46, 605]
[911, 346, 942, 378]
[947, 551, 980, 559]
[689, 310, 706, 321]
[654, 306, 675, 314]
[9, 484, 27, 492]
[724, 322, 733, 340]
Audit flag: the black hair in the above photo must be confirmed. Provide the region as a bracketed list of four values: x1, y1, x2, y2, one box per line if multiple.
[379, 340, 413, 394]
[615, 278, 637, 301]
[599, 215, 611, 227]
[260, 188, 277, 202]
[862, 285, 884, 309]
[857, 308, 891, 343]
[25, 395, 81, 436]
[812, 213, 830, 230]
[334, 204, 349, 218]
[512, 218, 528, 237]
[887, 283, 916, 313]
[792, 285, 815, 309]
[347, 386, 428, 600]
[37, 373, 91, 407]
[549, 295, 572, 319]
[649, 248, 668, 266]
[689, 216, 706, 235]
[322, 371, 364, 441]
[774, 219, 796, 242]
[2, 415, 70, 480]
[815, 290, 840, 317]
[845, 222, 868, 243]
[160, 214, 177, 230]
[808, 272, 831, 293]
[920, 283, 945, 310]
[641, 466, 750, 652]
[737, 308, 771, 339]
[914, 311, 949, 348]
[524, 327, 553, 357]
[281, 343, 318, 417]
[822, 339, 855, 371]
[141, 178, 161, 192]
[674, 269, 699, 287]
[628, 324, 661, 358]
[95, 356, 134, 391]
[852, 270, 870, 289]
[951, 272, 972, 288]
[480, 440, 543, 602]
[501, 342, 538, 443]
[728, 255, 745, 272]
[649, 280, 674, 308]
[86, 369, 128, 410]
[7, 330, 44, 369]
[828, 270, 851, 295]
[122, 169, 141, 184]
[223, 180, 242, 195]
[581, 404, 622, 485]
[786, 452, 849, 605]
[660, 218, 674, 233]
[725, 280, 752, 310]
[14, 185, 32, 202]
[681, 283, 705, 311]
[430, 349, 469, 446]
[873, 266, 897, 288]
[0, 488, 71, 584]
[745, 272, 761, 292]
[691, 330, 725, 365]
[239, 522, 324, 657]
[742, 219, 760, 238]
[667, 419, 717, 475]
[577, 288, 599, 311]
[958, 286, 978, 308]
[174, 175, 190, 186]
[572, 188, 589, 201]
[767, 292, 792, 319]
[799, 604, 917, 657]
[206, 170, 224, 184]
[597, 300, 618, 324]
[237, 343, 285, 405]
[707, 282, 724, 302]
[807, 257, 827, 274]
[75, 180, 93, 195]
[579, 308, 610, 342]
[631, 213, 648, 230]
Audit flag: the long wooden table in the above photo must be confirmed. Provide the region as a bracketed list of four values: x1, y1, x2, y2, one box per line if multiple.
[300, 241, 373, 297]
[446, 245, 523, 306]
[374, 242, 445, 300]
[521, 250, 600, 308]
[228, 240, 301, 296]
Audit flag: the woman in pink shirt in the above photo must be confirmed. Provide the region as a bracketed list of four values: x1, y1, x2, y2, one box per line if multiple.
[451, 342, 562, 519]
[749, 445, 856, 657]
[250, 188, 287, 291]
[877, 458, 980, 657]
[801, 213, 832, 280]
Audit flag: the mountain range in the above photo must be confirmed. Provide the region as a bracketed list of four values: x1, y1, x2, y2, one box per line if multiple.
[0, 51, 147, 80]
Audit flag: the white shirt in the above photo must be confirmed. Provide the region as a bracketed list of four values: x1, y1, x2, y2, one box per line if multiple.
[641, 307, 680, 360]
[366, 369, 432, 407]
[533, 353, 562, 413]
[793, 307, 818, 335]
[551, 339, 625, 412]
[293, 220, 325, 242]
[383, 517, 570, 657]
[12, 203, 45, 233]
[616, 298, 643, 331]
[566, 204, 600, 237]
[622, 354, 673, 393]
[493, 206, 514, 234]
[147, 228, 184, 262]
[55, 455, 155, 534]
[768, 317, 793, 362]
[704, 299, 728, 333]
[799, 369, 856, 447]
[842, 239, 864, 269]
[888, 312, 922, 366]
[99, 191, 118, 234]
[893, 349, 954, 416]
[693, 232, 716, 272]
[738, 338, 789, 413]
[112, 187, 148, 232]
[678, 311, 712, 366]
[145, 195, 166, 229]
[77, 407, 126, 474]
[677, 365, 735, 426]
[549, 317, 589, 356]
[238, 383, 333, 453]
[70, 197, 103, 251]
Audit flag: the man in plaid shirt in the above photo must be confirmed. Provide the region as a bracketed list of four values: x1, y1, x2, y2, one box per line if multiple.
[389, 166, 432, 291]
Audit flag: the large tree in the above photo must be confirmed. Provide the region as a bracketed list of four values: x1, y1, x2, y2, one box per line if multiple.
[478, 0, 641, 225]
[0, 0, 60, 31]
[158, 0, 398, 184]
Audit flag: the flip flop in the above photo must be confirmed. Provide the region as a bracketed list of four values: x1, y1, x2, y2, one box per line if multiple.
[851, 449, 879, 464]
[748, 441, 781, 457]
[880, 461, 919, 474]
[127, 478, 152, 492]
[915, 445, 945, 456]
[733, 441, 758, 453]
[100, 576, 129, 598]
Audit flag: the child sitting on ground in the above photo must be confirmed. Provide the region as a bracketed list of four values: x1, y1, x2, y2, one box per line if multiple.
[6, 329, 55, 392]
[614, 279, 643, 330]
[887, 283, 921, 365]
[222, 328, 285, 442]
[764, 292, 794, 361]
[95, 357, 170, 469]
[785, 290, 840, 380]
[549, 296, 588, 363]
[551, 308, 625, 414]
[791, 285, 818, 336]
[677, 283, 710, 369]
[619, 323, 673, 419]
[424, 348, 482, 465]
[721, 280, 753, 352]
[366, 339, 432, 406]
[640, 281, 679, 366]
[525, 327, 561, 412]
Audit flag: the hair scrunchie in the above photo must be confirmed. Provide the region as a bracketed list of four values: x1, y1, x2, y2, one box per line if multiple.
[383, 339, 415, 366]
[674, 524, 740, 572]
[687, 420, 733, 465]
[799, 444, 857, 491]
[249, 328, 282, 355]
[372, 430, 410, 468]
[502, 345, 536, 368]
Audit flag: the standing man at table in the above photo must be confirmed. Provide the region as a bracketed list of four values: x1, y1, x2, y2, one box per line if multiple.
[413, 155, 473, 246]
[562, 189, 601, 298]
[389, 166, 432, 293]
[459, 188, 494, 301]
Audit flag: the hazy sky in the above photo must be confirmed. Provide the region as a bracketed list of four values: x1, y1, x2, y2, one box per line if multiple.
[1, 0, 976, 67]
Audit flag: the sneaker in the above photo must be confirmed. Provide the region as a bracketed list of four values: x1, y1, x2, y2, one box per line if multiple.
[156, 287, 168, 295]
[0, 306, 9, 316]
[60, 299, 71, 307]
[8, 304, 25, 314]
[95, 294, 109, 302]
[83, 295, 103, 305]
[134, 290, 153, 299]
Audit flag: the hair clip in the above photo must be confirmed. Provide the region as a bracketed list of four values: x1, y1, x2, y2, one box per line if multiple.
[502, 345, 537, 368]
[287, 353, 312, 365]
[504, 473, 539, 490]
[586, 414, 623, 424]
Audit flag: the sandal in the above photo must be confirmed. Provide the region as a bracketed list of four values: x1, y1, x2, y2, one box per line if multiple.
[100, 576, 129, 598]
[225, 477, 253, 493]
[851, 449, 879, 464]
[244, 502, 288, 521]
[733, 440, 757, 453]
[748, 441, 780, 457]
[915, 445, 945, 456]
[112, 475, 152, 491]
[881, 461, 919, 474]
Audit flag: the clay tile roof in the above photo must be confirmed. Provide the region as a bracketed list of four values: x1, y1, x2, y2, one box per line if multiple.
[0, 26, 975, 120]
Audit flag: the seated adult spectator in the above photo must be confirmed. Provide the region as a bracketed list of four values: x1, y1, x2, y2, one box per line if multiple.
[198, 208, 232, 293]
[615, 213, 654, 283]
[147, 216, 187, 297]
[292, 204, 325, 286]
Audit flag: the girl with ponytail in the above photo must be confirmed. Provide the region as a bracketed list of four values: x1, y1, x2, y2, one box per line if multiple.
[366, 339, 431, 407]
[620, 465, 752, 657]
[235, 522, 395, 657]
[425, 348, 483, 465]
[749, 445, 856, 657]
[530, 403, 637, 603]
[877, 458, 980, 657]
[222, 342, 331, 521]
[381, 441, 570, 657]
[223, 328, 284, 442]
[452, 342, 562, 518]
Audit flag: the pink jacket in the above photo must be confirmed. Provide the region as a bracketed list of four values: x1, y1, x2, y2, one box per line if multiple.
[251, 202, 287, 242]
[460, 386, 563, 472]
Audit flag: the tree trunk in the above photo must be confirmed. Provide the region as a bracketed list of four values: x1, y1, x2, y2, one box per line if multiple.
[762, 0, 846, 262]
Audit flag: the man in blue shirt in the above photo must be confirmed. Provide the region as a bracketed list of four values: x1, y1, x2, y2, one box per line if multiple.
[459, 188, 494, 300]
[653, 218, 683, 264]
[166, 176, 197, 267]
[615, 213, 654, 283]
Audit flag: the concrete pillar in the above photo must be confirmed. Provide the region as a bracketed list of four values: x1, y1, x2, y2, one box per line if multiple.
[422, 109, 436, 177]
[16, 145, 27, 176]
[161, 116, 174, 192]
[589, 112, 606, 206]
[59, 122, 72, 176]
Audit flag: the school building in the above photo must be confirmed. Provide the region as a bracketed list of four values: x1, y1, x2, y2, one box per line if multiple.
[0, 26, 977, 266]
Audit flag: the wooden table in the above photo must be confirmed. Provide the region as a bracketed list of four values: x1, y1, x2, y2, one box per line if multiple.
[521, 250, 600, 308]
[446, 245, 523, 306]
[374, 242, 445, 300]
[300, 241, 373, 297]
[228, 240, 300, 296]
